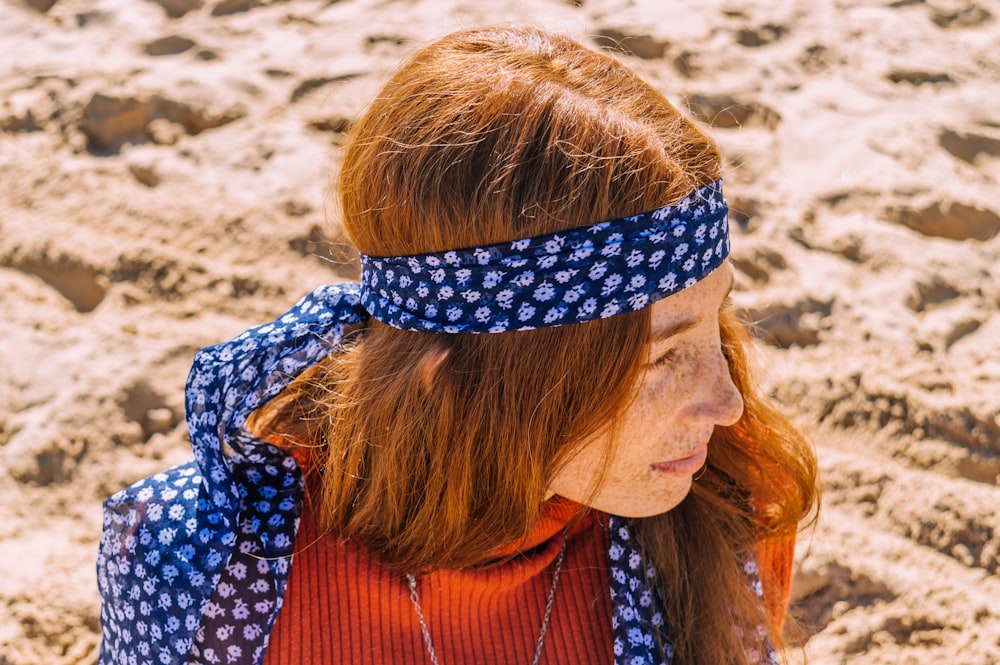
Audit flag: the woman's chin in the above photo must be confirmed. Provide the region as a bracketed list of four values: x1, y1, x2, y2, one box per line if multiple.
[577, 477, 695, 518]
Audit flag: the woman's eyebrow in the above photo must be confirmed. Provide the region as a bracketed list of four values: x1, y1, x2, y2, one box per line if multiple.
[649, 271, 735, 343]
[650, 316, 699, 343]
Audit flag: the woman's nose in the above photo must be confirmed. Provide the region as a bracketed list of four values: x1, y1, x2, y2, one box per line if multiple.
[692, 348, 744, 426]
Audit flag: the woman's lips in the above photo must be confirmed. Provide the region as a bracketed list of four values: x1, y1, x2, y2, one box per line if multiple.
[651, 446, 708, 475]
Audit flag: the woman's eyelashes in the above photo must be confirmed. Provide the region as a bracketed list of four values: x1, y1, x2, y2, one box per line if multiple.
[649, 299, 731, 369]
[649, 347, 678, 368]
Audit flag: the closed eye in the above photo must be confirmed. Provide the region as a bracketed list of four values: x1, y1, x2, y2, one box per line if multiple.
[648, 347, 678, 368]
[648, 296, 731, 369]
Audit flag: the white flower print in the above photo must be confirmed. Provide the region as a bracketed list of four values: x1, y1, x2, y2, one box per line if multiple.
[562, 284, 586, 303]
[157, 527, 175, 546]
[543, 307, 565, 324]
[601, 273, 623, 296]
[568, 243, 594, 261]
[533, 282, 556, 301]
[553, 269, 577, 283]
[537, 254, 559, 269]
[626, 275, 646, 292]
[600, 301, 620, 318]
[482, 270, 505, 289]
[627, 293, 649, 310]
[511, 270, 535, 287]
[588, 262, 608, 280]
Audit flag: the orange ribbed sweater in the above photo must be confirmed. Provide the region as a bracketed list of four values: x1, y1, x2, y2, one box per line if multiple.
[264, 497, 794, 664]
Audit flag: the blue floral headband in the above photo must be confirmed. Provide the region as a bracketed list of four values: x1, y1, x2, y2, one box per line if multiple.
[359, 179, 729, 333]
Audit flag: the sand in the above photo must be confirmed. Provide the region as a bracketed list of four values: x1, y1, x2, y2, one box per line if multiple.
[1, 0, 998, 663]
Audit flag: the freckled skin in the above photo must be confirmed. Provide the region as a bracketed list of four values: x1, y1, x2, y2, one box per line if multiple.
[547, 263, 744, 517]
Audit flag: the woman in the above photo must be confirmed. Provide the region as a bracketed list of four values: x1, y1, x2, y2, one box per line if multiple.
[97, 25, 818, 665]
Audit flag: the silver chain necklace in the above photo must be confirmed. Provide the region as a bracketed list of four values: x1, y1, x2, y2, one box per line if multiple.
[404, 527, 570, 665]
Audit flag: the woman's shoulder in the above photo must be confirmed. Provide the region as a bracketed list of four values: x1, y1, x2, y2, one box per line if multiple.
[96, 457, 304, 664]
[97, 460, 223, 662]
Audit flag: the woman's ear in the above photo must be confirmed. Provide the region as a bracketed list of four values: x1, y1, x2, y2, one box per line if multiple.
[419, 345, 451, 392]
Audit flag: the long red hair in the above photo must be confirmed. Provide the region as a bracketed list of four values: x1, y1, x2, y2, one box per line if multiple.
[253, 25, 818, 665]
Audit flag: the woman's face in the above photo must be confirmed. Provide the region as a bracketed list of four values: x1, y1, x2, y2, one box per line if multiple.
[547, 263, 743, 517]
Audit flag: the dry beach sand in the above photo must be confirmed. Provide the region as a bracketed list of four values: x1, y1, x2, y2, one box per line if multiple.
[2, 0, 999, 662]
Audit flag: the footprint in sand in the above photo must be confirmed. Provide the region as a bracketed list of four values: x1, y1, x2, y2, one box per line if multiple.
[118, 379, 178, 442]
[288, 224, 360, 279]
[885, 200, 1000, 242]
[734, 23, 787, 48]
[143, 35, 197, 57]
[744, 294, 833, 348]
[149, 0, 203, 19]
[731, 246, 787, 285]
[905, 275, 961, 312]
[79, 92, 245, 154]
[3, 249, 107, 314]
[591, 27, 669, 60]
[791, 559, 897, 638]
[363, 34, 410, 56]
[289, 73, 362, 104]
[938, 127, 1000, 164]
[685, 93, 781, 130]
[928, 2, 994, 29]
[886, 70, 955, 86]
